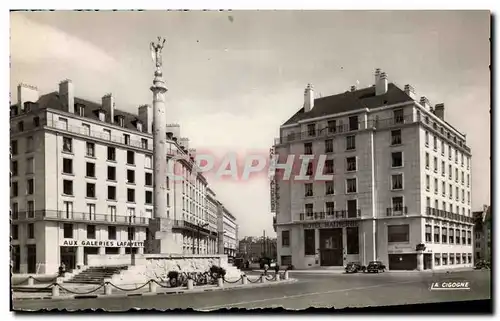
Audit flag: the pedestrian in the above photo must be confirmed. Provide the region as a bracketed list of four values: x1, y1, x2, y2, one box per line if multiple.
[58, 262, 66, 277]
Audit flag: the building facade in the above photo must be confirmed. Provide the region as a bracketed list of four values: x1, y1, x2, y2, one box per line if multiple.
[273, 69, 474, 271]
[206, 187, 220, 254]
[473, 205, 491, 261]
[239, 236, 277, 261]
[9, 81, 219, 274]
[218, 205, 238, 257]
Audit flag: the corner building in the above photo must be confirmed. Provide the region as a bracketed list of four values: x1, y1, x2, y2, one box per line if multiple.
[10, 80, 217, 274]
[273, 69, 474, 270]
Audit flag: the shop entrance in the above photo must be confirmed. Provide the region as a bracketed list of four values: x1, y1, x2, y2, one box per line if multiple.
[84, 247, 99, 265]
[27, 244, 37, 273]
[105, 247, 120, 255]
[60, 246, 77, 270]
[319, 228, 343, 266]
[423, 254, 432, 270]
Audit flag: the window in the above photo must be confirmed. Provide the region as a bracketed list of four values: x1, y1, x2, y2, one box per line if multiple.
[434, 178, 438, 194]
[434, 226, 440, 243]
[63, 223, 73, 238]
[449, 184, 453, 199]
[86, 162, 95, 177]
[107, 186, 116, 200]
[145, 155, 152, 169]
[346, 178, 357, 193]
[346, 157, 356, 172]
[326, 201, 335, 215]
[108, 205, 117, 221]
[85, 142, 95, 157]
[304, 143, 312, 155]
[346, 136, 356, 150]
[461, 172, 464, 185]
[87, 203, 96, 217]
[442, 253, 448, 265]
[27, 223, 34, 239]
[11, 225, 18, 240]
[456, 229, 460, 244]
[86, 183, 96, 198]
[11, 203, 18, 219]
[325, 139, 333, 153]
[327, 120, 337, 133]
[87, 225, 96, 239]
[107, 166, 116, 181]
[281, 255, 292, 266]
[325, 181, 334, 195]
[456, 186, 459, 201]
[425, 131, 429, 146]
[462, 230, 466, 245]
[433, 136, 437, 151]
[62, 158, 73, 174]
[145, 191, 153, 204]
[433, 157, 438, 173]
[11, 161, 18, 176]
[26, 157, 34, 174]
[455, 168, 458, 182]
[455, 151, 458, 163]
[394, 109, 404, 123]
[124, 134, 130, 145]
[467, 231, 472, 245]
[11, 140, 18, 155]
[441, 141, 445, 156]
[324, 159, 334, 174]
[425, 175, 430, 191]
[442, 227, 447, 243]
[63, 137, 72, 153]
[306, 163, 313, 176]
[127, 169, 135, 184]
[33, 116, 40, 127]
[26, 136, 34, 152]
[145, 173, 153, 186]
[17, 121, 24, 132]
[128, 227, 135, 240]
[442, 181, 446, 196]
[467, 174, 470, 187]
[461, 189, 465, 203]
[141, 138, 148, 149]
[307, 124, 316, 136]
[392, 174, 403, 190]
[107, 147, 116, 161]
[388, 225, 409, 243]
[26, 179, 34, 195]
[346, 227, 359, 254]
[127, 188, 135, 203]
[304, 229, 315, 255]
[392, 152, 403, 167]
[26, 200, 34, 217]
[348, 116, 358, 131]
[425, 225, 432, 242]
[450, 253, 455, 265]
[425, 153, 430, 168]
[441, 161, 445, 177]
[448, 146, 452, 160]
[392, 196, 403, 212]
[127, 151, 135, 165]
[281, 230, 290, 247]
[434, 254, 441, 266]
[467, 192, 470, 204]
[107, 226, 116, 240]
[449, 229, 454, 244]
[304, 183, 313, 197]
[11, 181, 18, 197]
[391, 129, 402, 145]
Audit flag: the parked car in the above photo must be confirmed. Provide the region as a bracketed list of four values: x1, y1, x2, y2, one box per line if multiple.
[345, 262, 366, 273]
[365, 261, 386, 273]
[474, 260, 491, 270]
[259, 257, 277, 269]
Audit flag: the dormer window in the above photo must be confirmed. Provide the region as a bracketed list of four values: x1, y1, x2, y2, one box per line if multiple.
[75, 103, 85, 117]
[115, 115, 125, 127]
[98, 110, 105, 122]
[24, 102, 32, 113]
[137, 122, 143, 132]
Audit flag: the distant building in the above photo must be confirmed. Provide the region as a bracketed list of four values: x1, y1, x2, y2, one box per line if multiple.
[473, 205, 491, 261]
[218, 204, 238, 257]
[239, 236, 277, 260]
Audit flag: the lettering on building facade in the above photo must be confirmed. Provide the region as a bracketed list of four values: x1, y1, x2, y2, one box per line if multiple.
[61, 240, 144, 247]
[303, 220, 359, 229]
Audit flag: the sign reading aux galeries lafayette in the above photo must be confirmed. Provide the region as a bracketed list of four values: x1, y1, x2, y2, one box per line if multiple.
[303, 220, 359, 229]
[61, 240, 145, 247]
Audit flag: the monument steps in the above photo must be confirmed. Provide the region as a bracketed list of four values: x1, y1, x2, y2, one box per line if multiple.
[65, 265, 129, 284]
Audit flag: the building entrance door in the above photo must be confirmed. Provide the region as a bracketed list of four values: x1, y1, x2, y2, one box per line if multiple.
[11, 245, 20, 273]
[27, 245, 36, 273]
[423, 254, 432, 270]
[60, 246, 77, 270]
[319, 228, 343, 266]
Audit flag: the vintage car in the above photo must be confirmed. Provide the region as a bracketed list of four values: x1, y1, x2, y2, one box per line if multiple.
[365, 261, 386, 273]
[345, 262, 366, 273]
[259, 257, 277, 269]
[474, 260, 491, 270]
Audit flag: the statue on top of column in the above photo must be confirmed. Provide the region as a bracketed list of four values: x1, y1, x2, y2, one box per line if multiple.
[150, 37, 166, 70]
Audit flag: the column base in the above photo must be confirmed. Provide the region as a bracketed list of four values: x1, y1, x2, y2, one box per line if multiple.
[145, 218, 182, 254]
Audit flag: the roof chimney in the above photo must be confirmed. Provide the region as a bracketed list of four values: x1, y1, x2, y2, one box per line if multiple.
[419, 96, 431, 110]
[304, 83, 314, 112]
[138, 104, 153, 133]
[374, 68, 381, 85]
[434, 103, 444, 120]
[59, 80, 74, 114]
[102, 93, 114, 123]
[350, 85, 357, 92]
[404, 84, 416, 100]
[375, 71, 388, 96]
[17, 83, 39, 112]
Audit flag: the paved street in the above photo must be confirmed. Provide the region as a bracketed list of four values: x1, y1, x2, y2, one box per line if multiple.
[13, 270, 491, 311]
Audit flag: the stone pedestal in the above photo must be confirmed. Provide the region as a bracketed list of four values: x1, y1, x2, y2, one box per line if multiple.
[145, 218, 181, 254]
[417, 251, 424, 271]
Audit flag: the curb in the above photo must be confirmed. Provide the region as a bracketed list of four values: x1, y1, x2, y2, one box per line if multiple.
[13, 279, 297, 302]
[253, 268, 476, 274]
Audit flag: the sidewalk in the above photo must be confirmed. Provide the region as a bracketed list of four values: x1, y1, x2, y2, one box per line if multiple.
[12, 278, 297, 301]
[253, 267, 476, 274]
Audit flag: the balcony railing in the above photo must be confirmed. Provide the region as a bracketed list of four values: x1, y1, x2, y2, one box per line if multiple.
[385, 206, 408, 216]
[172, 220, 211, 235]
[299, 210, 361, 221]
[11, 210, 149, 225]
[425, 207, 473, 223]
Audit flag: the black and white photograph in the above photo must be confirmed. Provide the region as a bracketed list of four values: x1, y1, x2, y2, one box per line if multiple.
[7, 5, 493, 314]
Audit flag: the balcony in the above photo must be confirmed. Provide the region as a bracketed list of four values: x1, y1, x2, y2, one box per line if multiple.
[425, 207, 473, 224]
[299, 210, 361, 221]
[11, 210, 149, 226]
[385, 206, 408, 217]
[172, 220, 211, 235]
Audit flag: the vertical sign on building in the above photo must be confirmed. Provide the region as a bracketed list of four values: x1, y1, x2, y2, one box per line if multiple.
[269, 147, 277, 213]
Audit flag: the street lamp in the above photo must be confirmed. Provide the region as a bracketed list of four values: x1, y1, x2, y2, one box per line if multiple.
[197, 223, 209, 254]
[129, 214, 136, 266]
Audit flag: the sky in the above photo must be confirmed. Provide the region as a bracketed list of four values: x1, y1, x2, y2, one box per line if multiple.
[9, 10, 491, 238]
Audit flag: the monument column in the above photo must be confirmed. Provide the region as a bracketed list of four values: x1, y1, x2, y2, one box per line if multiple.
[146, 37, 181, 254]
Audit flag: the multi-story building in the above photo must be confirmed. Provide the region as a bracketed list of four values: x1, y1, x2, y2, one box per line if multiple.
[218, 204, 238, 258]
[239, 236, 277, 261]
[473, 205, 491, 261]
[273, 69, 474, 270]
[9, 80, 216, 274]
[206, 187, 220, 254]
